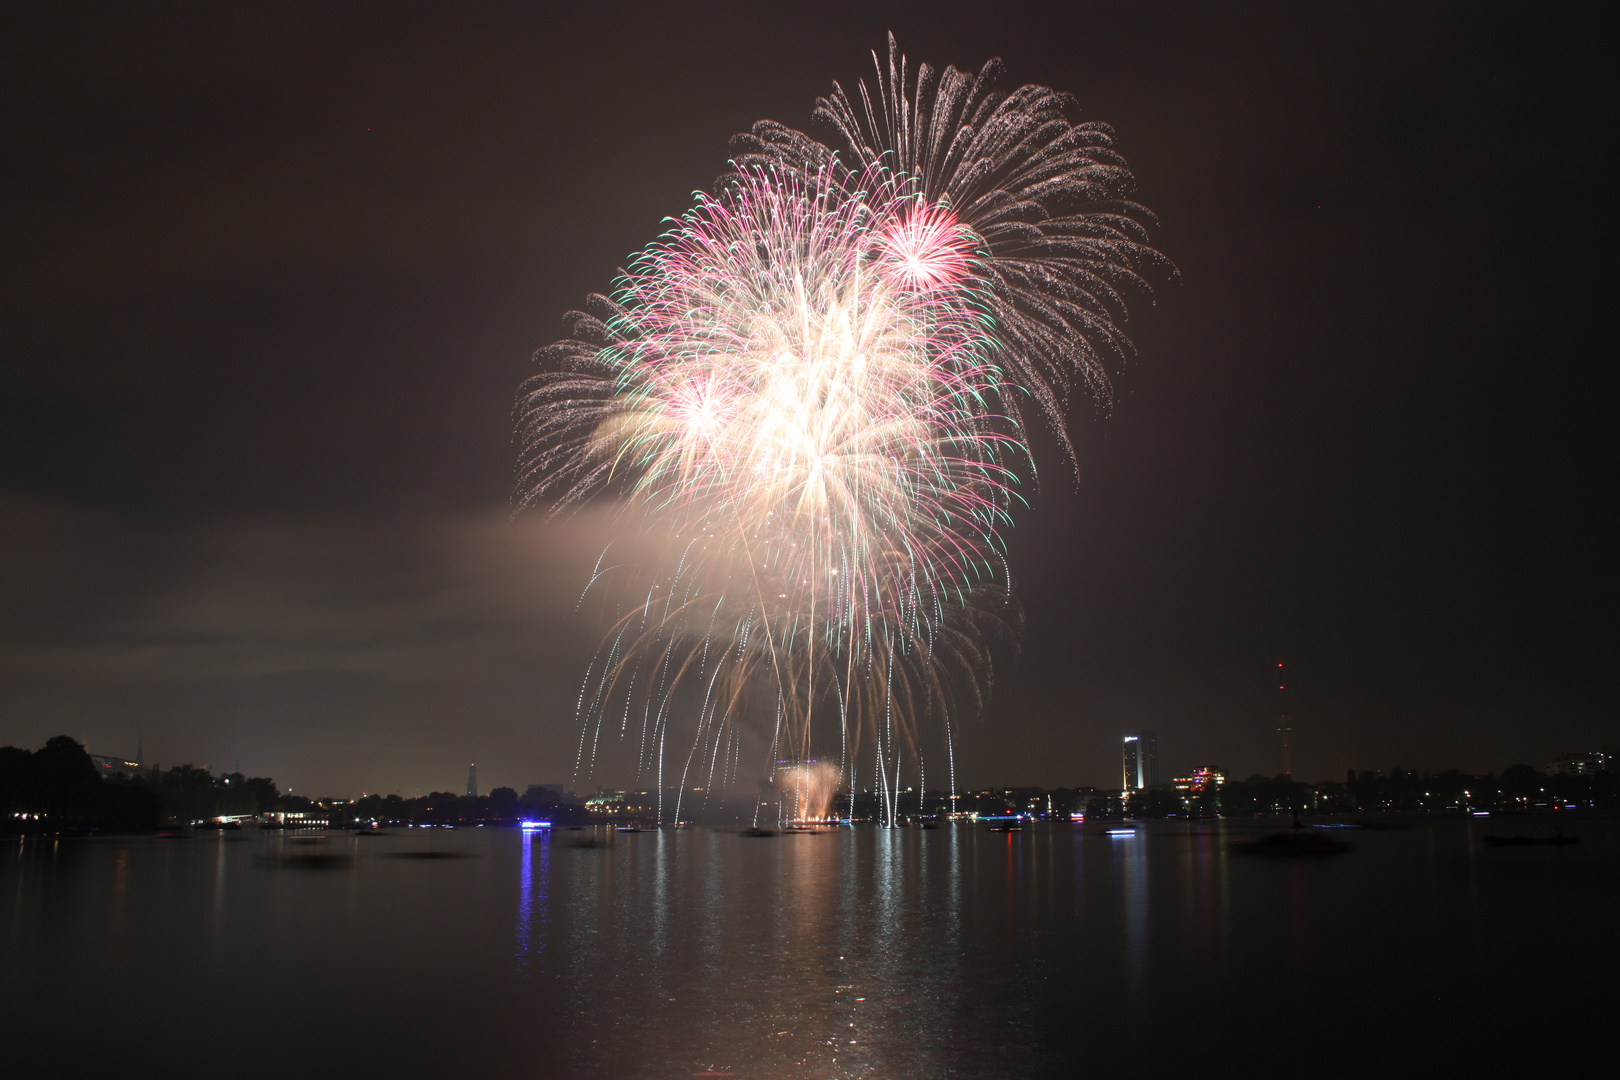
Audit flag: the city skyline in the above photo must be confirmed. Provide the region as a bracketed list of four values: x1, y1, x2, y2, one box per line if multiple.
[54, 728, 1616, 803]
[14, 731, 1611, 833]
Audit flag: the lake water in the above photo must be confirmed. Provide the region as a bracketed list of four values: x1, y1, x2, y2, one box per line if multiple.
[5, 816, 1616, 1078]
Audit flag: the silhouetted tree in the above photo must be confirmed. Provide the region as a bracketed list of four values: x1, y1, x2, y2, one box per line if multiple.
[1126, 787, 1180, 818]
[1500, 764, 1544, 801]
[0, 737, 159, 831]
[0, 745, 31, 815]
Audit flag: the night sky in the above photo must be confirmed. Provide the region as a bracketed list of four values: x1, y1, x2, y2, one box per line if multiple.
[2, 3, 1612, 797]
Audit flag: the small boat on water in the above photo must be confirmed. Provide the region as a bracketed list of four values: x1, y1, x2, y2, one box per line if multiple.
[740, 826, 776, 837]
[279, 851, 353, 869]
[1233, 811, 1351, 857]
[1482, 831, 1579, 848]
[1234, 831, 1351, 857]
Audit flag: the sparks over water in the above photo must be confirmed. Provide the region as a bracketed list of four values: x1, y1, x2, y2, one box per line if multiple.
[516, 36, 1169, 823]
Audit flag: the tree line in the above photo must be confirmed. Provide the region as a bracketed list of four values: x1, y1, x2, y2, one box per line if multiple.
[0, 735, 596, 832]
[1, 736, 281, 832]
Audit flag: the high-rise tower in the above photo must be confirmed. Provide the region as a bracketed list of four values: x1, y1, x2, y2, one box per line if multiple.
[466, 763, 478, 798]
[1121, 731, 1159, 790]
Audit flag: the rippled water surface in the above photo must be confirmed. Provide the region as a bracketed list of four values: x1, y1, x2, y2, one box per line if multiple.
[5, 817, 1617, 1078]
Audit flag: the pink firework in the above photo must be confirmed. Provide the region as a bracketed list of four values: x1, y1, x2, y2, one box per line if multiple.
[875, 201, 976, 290]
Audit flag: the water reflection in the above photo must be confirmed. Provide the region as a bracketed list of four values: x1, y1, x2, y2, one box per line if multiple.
[5, 818, 1614, 1079]
[507, 825, 1003, 1077]
[211, 832, 228, 961]
[514, 827, 550, 974]
[1116, 826, 1150, 1008]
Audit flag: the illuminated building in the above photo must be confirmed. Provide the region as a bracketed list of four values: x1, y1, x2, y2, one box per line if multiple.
[1121, 731, 1158, 791]
[1171, 767, 1227, 794]
[466, 763, 478, 798]
[585, 792, 653, 816]
[87, 753, 142, 778]
[1548, 751, 1612, 776]
[266, 810, 329, 828]
[585, 793, 626, 814]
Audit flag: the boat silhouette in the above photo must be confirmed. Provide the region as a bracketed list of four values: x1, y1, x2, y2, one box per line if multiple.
[1233, 810, 1351, 857]
[1482, 828, 1578, 848]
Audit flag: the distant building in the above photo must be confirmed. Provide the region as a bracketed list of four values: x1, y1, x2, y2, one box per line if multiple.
[1172, 767, 1227, 794]
[1548, 751, 1612, 776]
[87, 753, 142, 778]
[1121, 731, 1159, 791]
[466, 763, 478, 798]
[585, 792, 651, 816]
[266, 810, 329, 828]
[1085, 790, 1127, 819]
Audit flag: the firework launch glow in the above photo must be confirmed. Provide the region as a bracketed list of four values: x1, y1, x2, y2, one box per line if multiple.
[775, 761, 844, 825]
[516, 35, 1168, 824]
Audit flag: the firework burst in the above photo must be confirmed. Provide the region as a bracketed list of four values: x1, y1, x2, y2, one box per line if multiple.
[516, 38, 1165, 821]
[729, 32, 1176, 463]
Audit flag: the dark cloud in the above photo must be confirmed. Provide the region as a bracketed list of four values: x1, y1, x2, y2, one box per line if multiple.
[0, 495, 627, 794]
